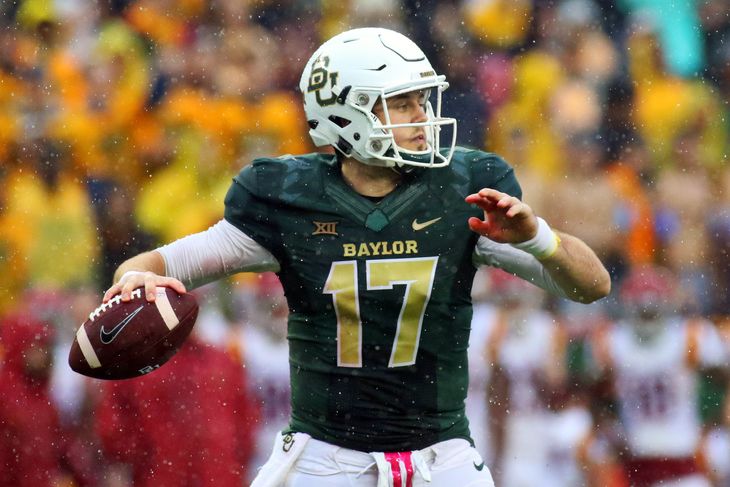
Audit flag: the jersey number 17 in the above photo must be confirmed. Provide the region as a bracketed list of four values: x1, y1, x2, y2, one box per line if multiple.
[323, 257, 439, 368]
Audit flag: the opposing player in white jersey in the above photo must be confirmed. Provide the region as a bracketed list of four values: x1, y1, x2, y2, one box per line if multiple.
[587, 265, 728, 487]
[481, 269, 589, 487]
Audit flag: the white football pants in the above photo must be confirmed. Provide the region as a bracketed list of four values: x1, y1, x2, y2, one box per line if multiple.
[251, 432, 495, 487]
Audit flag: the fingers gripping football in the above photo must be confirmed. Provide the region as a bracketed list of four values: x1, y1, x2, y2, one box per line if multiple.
[104, 271, 187, 303]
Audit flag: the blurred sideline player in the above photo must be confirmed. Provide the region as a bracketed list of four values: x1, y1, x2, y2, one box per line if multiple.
[700, 318, 730, 487]
[0, 312, 96, 486]
[481, 269, 590, 487]
[582, 265, 728, 487]
[103, 28, 610, 487]
[94, 308, 259, 486]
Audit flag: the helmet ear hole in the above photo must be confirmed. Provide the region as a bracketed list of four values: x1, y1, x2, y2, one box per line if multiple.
[336, 137, 353, 155]
[328, 116, 352, 128]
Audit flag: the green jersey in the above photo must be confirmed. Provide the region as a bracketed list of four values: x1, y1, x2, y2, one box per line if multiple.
[224, 147, 521, 451]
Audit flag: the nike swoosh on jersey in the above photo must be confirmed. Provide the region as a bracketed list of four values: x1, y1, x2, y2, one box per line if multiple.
[473, 461, 485, 471]
[411, 217, 442, 231]
[100, 305, 144, 344]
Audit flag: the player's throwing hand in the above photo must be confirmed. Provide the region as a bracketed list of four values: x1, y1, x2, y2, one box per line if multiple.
[103, 270, 186, 303]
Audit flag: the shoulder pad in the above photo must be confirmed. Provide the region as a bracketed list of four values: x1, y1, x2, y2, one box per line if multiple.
[233, 153, 331, 203]
[445, 147, 522, 199]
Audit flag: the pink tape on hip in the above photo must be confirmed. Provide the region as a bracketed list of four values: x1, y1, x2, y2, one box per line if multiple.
[384, 451, 414, 487]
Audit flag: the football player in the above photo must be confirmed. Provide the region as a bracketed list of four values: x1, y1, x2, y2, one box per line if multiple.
[480, 270, 589, 487]
[103, 28, 610, 487]
[584, 265, 728, 487]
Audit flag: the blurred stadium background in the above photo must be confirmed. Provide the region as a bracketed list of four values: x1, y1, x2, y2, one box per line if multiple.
[1, 0, 729, 486]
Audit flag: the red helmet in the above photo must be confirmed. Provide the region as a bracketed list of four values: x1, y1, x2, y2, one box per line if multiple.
[619, 265, 676, 305]
[619, 265, 677, 324]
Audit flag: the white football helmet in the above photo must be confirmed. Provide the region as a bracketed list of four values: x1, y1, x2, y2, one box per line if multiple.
[299, 27, 457, 168]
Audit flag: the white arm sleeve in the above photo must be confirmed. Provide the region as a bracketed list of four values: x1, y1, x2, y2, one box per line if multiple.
[157, 219, 280, 289]
[473, 236, 568, 298]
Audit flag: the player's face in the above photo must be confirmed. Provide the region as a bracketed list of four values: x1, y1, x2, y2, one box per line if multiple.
[373, 90, 429, 151]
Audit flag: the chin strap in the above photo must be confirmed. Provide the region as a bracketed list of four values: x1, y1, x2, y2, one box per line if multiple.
[394, 149, 436, 167]
[390, 163, 419, 176]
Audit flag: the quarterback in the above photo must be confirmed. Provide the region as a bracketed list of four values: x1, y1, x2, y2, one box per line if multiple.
[104, 28, 610, 487]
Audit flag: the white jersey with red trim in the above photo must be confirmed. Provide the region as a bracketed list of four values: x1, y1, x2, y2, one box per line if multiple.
[494, 310, 557, 414]
[487, 309, 570, 487]
[545, 405, 593, 487]
[603, 318, 726, 458]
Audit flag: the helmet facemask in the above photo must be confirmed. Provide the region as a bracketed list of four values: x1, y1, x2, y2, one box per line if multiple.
[361, 83, 457, 168]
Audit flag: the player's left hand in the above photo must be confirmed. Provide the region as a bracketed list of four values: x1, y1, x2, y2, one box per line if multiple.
[465, 188, 538, 244]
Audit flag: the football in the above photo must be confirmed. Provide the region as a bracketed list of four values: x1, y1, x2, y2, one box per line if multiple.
[68, 287, 199, 380]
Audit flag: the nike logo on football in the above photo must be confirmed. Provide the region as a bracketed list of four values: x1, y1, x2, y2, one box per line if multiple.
[412, 217, 442, 231]
[100, 305, 144, 344]
[473, 461, 485, 471]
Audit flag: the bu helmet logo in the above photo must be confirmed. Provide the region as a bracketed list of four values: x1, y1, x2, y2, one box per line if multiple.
[307, 55, 339, 106]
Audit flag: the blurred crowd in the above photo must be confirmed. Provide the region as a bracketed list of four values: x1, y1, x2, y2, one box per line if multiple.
[1, 0, 729, 486]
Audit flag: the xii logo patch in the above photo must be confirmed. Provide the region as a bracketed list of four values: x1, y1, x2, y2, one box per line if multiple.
[312, 221, 339, 236]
